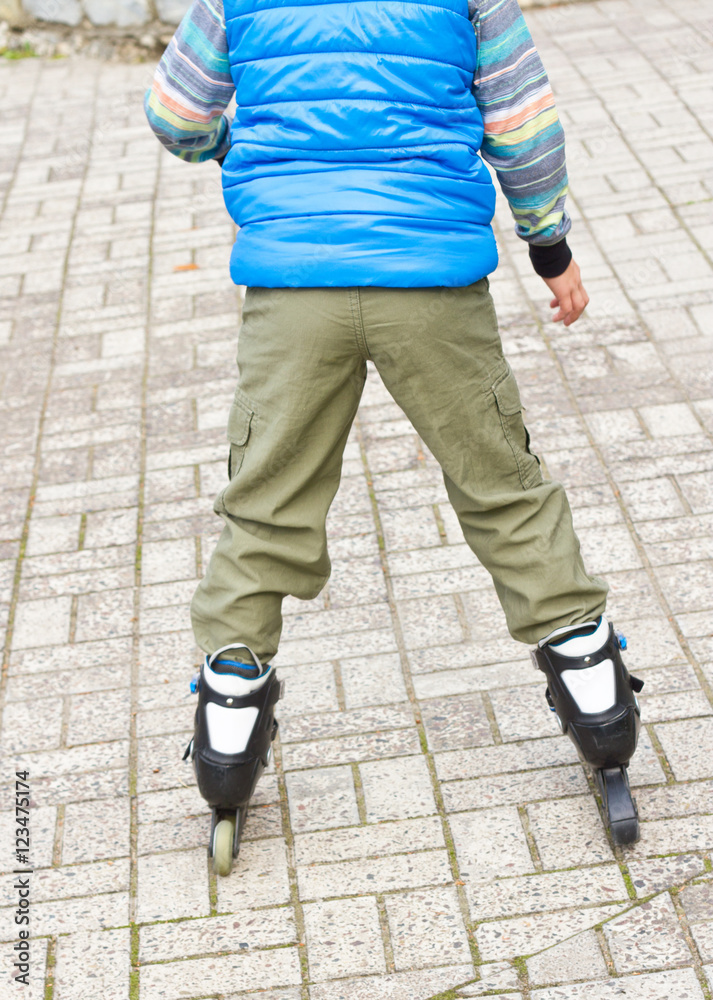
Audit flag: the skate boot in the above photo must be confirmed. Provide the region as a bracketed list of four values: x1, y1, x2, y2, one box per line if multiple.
[531, 617, 644, 845]
[184, 643, 282, 876]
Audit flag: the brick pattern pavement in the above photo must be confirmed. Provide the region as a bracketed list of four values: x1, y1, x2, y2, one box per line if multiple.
[0, 0, 712, 997]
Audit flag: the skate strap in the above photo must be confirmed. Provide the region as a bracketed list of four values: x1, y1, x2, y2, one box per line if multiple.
[630, 675, 644, 693]
[536, 621, 622, 673]
[200, 672, 282, 710]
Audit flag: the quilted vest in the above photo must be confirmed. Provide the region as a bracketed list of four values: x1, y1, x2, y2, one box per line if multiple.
[222, 0, 498, 287]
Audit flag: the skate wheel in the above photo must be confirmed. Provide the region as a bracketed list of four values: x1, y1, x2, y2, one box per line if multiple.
[610, 815, 640, 846]
[212, 817, 236, 877]
[596, 766, 640, 846]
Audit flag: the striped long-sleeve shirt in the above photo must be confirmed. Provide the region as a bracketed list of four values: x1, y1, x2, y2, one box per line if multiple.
[145, 0, 571, 250]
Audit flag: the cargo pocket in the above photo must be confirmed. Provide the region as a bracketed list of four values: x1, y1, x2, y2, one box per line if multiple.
[227, 394, 254, 480]
[491, 365, 541, 490]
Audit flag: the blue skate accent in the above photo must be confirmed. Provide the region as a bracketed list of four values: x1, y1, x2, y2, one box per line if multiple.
[550, 615, 602, 647]
[615, 630, 628, 651]
[190, 674, 200, 694]
[213, 657, 260, 673]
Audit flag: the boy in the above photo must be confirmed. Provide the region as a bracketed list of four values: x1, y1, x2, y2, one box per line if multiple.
[145, 0, 643, 875]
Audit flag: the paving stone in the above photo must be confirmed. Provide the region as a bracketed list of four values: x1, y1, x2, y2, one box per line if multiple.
[141, 536, 197, 584]
[385, 886, 470, 970]
[293, 815, 445, 866]
[137, 848, 210, 923]
[489, 685, 562, 742]
[297, 849, 452, 901]
[280, 728, 421, 770]
[139, 947, 302, 999]
[0, 891, 129, 941]
[603, 892, 691, 972]
[280, 704, 412, 743]
[455, 961, 520, 995]
[656, 717, 713, 779]
[449, 808, 534, 887]
[530, 968, 706, 999]
[74, 587, 135, 642]
[308, 964, 475, 1000]
[285, 765, 360, 833]
[527, 929, 608, 985]
[436, 736, 579, 783]
[476, 904, 627, 963]
[636, 780, 713, 820]
[412, 658, 534, 696]
[216, 839, 291, 911]
[0, 937, 48, 999]
[62, 797, 131, 863]
[527, 795, 615, 868]
[689, 922, 713, 962]
[360, 755, 437, 822]
[0, 804, 56, 871]
[303, 896, 386, 981]
[66, 687, 132, 745]
[12, 595, 72, 648]
[25, 514, 81, 556]
[443, 764, 588, 813]
[639, 402, 703, 438]
[628, 727, 668, 787]
[420, 694, 493, 751]
[1, 696, 64, 754]
[470, 865, 629, 922]
[54, 928, 130, 1000]
[224, 992, 300, 1000]
[340, 652, 409, 707]
[628, 855, 708, 897]
[139, 909, 297, 962]
[679, 880, 713, 922]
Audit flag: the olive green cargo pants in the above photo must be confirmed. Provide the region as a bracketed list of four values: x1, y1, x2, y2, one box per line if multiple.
[191, 279, 608, 659]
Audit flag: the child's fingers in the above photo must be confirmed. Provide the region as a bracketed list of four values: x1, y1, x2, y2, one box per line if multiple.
[562, 286, 588, 326]
[552, 292, 572, 323]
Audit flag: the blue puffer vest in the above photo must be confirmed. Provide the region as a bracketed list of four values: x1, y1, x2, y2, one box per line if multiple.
[222, 0, 498, 287]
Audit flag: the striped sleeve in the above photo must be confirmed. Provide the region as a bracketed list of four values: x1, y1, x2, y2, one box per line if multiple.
[472, 0, 571, 246]
[144, 0, 234, 163]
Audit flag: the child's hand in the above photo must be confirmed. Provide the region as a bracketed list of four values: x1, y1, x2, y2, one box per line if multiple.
[542, 258, 589, 326]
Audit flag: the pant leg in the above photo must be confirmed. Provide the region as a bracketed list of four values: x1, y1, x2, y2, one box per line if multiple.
[191, 286, 367, 658]
[358, 279, 608, 645]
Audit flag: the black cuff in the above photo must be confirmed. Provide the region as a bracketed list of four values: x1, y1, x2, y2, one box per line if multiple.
[528, 238, 572, 278]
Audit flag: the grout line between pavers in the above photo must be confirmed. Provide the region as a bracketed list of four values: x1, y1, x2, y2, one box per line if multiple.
[376, 893, 396, 974]
[352, 761, 368, 824]
[517, 805, 543, 874]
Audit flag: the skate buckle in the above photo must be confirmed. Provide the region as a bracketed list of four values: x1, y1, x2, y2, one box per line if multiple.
[615, 630, 628, 651]
[190, 673, 200, 694]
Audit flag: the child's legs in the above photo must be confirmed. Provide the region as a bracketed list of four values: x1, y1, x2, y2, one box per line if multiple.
[359, 279, 608, 644]
[191, 287, 366, 659]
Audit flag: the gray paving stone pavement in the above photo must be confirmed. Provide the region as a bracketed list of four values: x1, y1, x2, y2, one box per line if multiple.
[0, 0, 712, 996]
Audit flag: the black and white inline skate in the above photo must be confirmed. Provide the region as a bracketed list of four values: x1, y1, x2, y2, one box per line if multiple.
[532, 616, 644, 845]
[183, 644, 282, 876]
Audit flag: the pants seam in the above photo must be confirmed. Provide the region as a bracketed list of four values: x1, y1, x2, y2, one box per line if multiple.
[349, 288, 371, 361]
